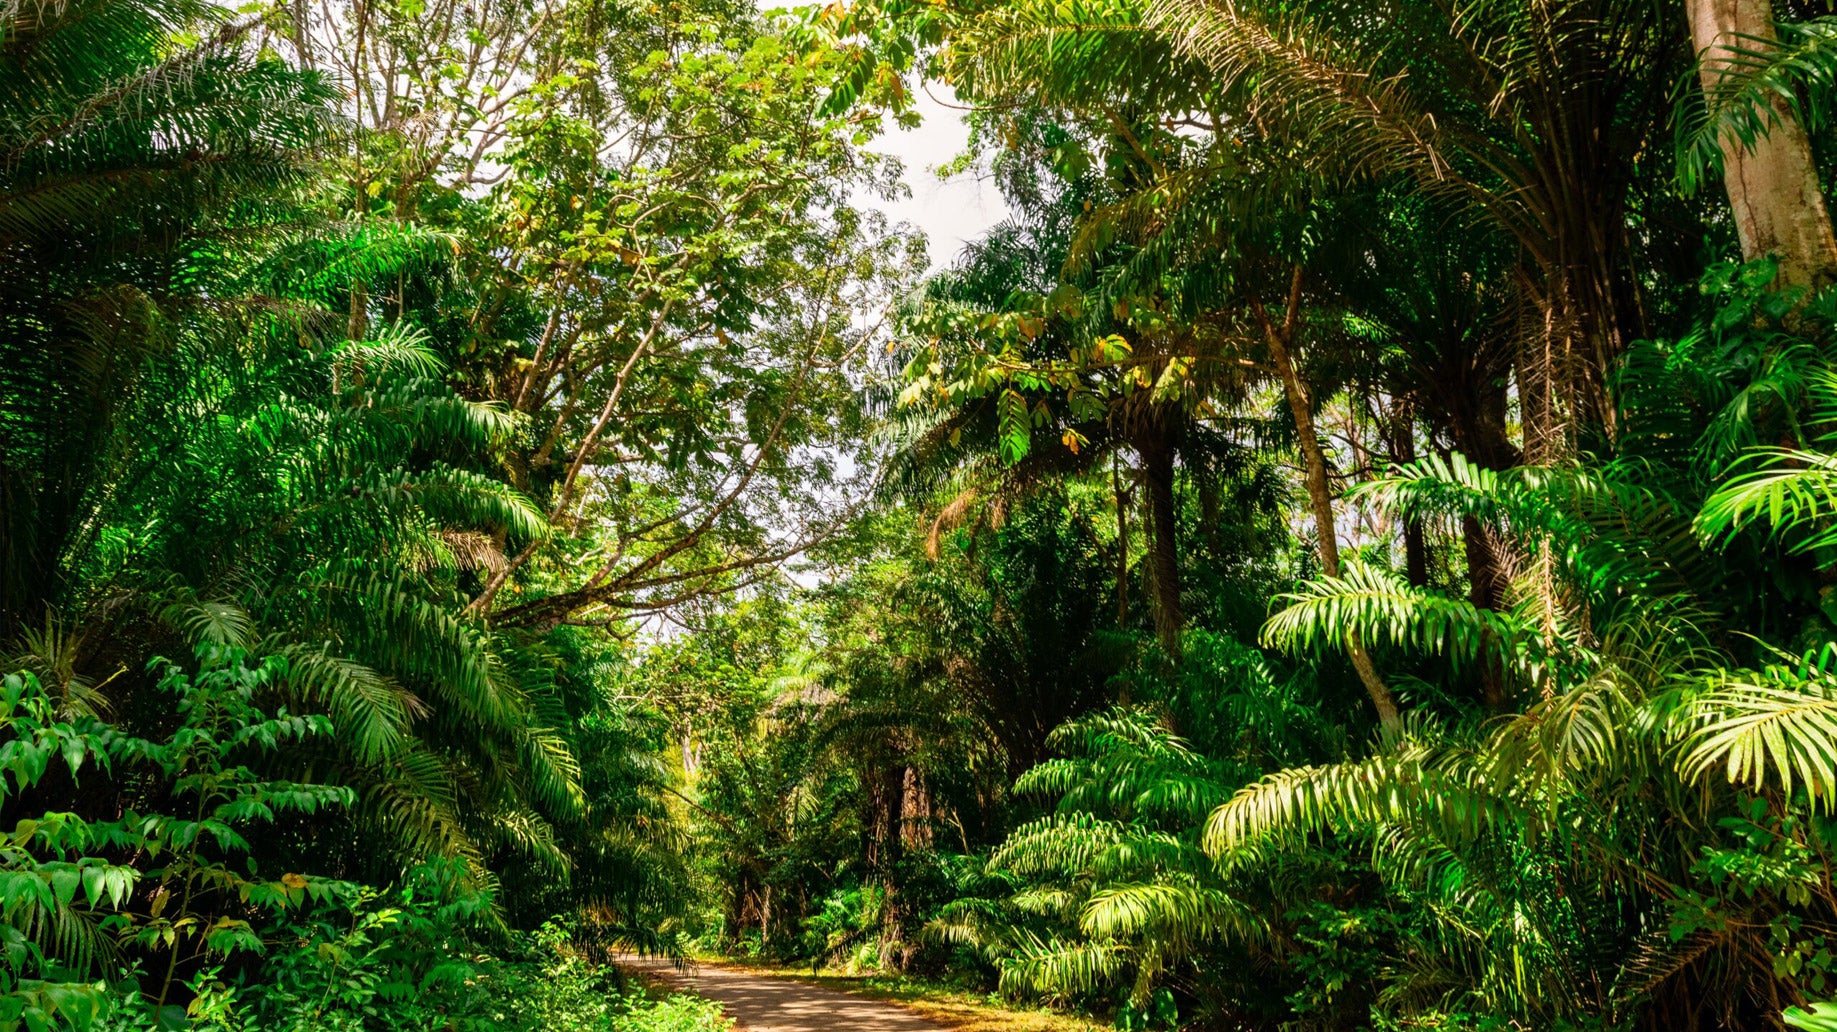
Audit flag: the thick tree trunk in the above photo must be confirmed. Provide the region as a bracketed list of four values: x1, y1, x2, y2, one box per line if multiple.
[1689, 0, 1837, 290]
[1260, 270, 1401, 730]
[900, 766, 932, 851]
[1139, 425, 1185, 659]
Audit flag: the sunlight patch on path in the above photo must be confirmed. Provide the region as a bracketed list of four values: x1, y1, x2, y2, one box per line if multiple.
[614, 955, 949, 1032]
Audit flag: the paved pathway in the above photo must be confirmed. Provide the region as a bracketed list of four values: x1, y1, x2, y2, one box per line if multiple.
[614, 955, 948, 1032]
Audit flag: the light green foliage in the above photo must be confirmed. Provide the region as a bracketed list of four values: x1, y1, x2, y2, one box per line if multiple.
[1789, 1002, 1837, 1031]
[1700, 341, 1837, 556]
[472, 925, 732, 1032]
[933, 691, 1278, 1015]
[800, 885, 888, 969]
[403, 0, 924, 631]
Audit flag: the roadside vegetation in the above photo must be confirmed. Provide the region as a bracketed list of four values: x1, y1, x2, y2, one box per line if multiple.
[9, 0, 1837, 1028]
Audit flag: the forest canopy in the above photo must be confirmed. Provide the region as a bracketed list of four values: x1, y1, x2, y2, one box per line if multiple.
[6, 0, 1837, 1029]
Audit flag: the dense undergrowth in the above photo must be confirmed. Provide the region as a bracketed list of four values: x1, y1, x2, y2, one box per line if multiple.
[0, 657, 726, 1031]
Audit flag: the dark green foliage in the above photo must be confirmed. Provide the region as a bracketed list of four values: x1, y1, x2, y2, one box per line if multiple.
[0, 0, 777, 1020]
[672, 0, 1837, 1022]
[0, 0, 335, 637]
[1, 650, 354, 1028]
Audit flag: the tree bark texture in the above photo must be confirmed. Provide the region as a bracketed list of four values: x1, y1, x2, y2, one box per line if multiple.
[1689, 0, 1837, 289]
[871, 763, 908, 971]
[1388, 408, 1430, 588]
[900, 766, 932, 851]
[1462, 515, 1510, 710]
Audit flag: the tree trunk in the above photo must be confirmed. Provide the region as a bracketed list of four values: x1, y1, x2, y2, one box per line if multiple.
[1403, 519, 1429, 589]
[1515, 296, 1576, 466]
[1462, 517, 1505, 613]
[1261, 271, 1402, 731]
[347, 280, 369, 343]
[1389, 408, 1429, 588]
[730, 868, 758, 947]
[1447, 391, 1515, 710]
[1139, 424, 1185, 659]
[1447, 395, 1516, 607]
[1462, 515, 1509, 710]
[900, 766, 932, 851]
[1689, 0, 1837, 290]
[1113, 453, 1131, 629]
[871, 763, 907, 971]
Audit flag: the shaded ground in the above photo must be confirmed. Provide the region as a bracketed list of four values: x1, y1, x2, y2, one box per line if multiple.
[614, 954, 948, 1032]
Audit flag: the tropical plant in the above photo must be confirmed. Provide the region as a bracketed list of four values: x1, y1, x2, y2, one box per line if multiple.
[926, 635, 1355, 1026]
[1, 648, 363, 1030]
[0, 0, 336, 638]
[1203, 271, 1837, 1026]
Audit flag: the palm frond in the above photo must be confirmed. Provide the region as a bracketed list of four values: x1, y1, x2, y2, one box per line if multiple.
[1204, 730, 1511, 856]
[1676, 17, 1837, 195]
[1697, 447, 1837, 554]
[1261, 563, 1549, 675]
[1674, 660, 1837, 809]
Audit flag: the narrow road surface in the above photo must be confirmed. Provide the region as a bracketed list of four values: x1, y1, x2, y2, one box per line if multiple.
[615, 955, 948, 1032]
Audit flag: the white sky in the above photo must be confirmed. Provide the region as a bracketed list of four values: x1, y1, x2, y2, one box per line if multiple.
[868, 85, 1010, 271]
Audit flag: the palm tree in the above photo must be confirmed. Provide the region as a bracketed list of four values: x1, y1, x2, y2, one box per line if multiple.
[1682, 0, 1837, 289]
[1147, 0, 1687, 458]
[918, 0, 1689, 460]
[890, 112, 1315, 660]
[0, 0, 335, 636]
